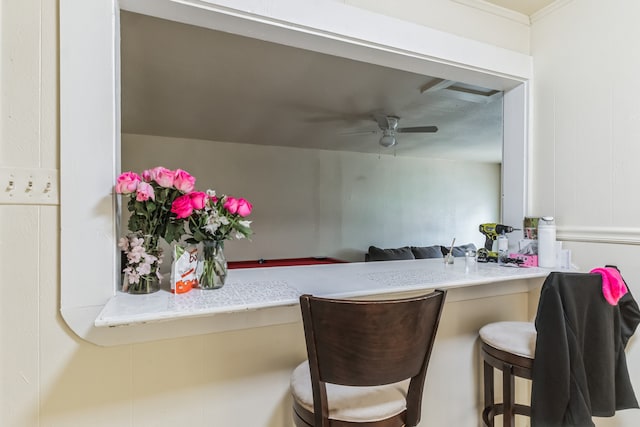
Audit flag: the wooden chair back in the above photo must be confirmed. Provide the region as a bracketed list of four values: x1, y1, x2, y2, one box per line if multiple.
[299, 290, 447, 426]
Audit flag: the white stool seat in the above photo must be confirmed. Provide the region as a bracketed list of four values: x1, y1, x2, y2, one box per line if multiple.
[290, 361, 410, 423]
[479, 321, 536, 359]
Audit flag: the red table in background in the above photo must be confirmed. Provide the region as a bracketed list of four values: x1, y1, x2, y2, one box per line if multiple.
[228, 257, 347, 269]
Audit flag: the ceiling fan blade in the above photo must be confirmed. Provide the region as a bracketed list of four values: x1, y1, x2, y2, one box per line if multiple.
[338, 129, 378, 136]
[397, 126, 438, 133]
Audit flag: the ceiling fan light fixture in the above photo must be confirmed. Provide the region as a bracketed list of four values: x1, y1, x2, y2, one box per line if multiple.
[379, 130, 396, 148]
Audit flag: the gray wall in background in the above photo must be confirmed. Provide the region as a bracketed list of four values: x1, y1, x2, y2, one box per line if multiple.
[122, 133, 500, 262]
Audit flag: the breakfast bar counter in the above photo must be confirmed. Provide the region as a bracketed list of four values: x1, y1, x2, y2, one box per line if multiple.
[94, 258, 552, 340]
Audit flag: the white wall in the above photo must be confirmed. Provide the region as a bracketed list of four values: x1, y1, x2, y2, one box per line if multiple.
[13, 0, 640, 426]
[531, 0, 640, 424]
[122, 134, 499, 262]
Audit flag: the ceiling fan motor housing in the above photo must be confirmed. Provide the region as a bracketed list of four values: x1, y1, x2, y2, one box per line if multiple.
[385, 116, 399, 131]
[374, 115, 437, 148]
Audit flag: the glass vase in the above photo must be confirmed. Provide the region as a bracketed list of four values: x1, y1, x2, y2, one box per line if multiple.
[127, 273, 161, 294]
[199, 240, 227, 289]
[121, 233, 162, 294]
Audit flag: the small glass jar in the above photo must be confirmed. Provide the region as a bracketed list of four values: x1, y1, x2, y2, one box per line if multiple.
[465, 250, 477, 271]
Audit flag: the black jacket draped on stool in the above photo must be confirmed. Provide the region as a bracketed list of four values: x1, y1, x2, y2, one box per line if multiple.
[531, 271, 640, 427]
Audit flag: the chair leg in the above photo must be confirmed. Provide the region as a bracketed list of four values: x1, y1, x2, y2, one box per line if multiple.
[483, 360, 495, 427]
[502, 362, 515, 427]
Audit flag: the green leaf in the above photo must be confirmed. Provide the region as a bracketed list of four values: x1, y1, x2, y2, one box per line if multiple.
[128, 215, 144, 232]
[164, 222, 185, 244]
[194, 229, 208, 242]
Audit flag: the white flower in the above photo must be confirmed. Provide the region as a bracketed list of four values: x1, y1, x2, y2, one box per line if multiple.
[137, 262, 152, 276]
[128, 245, 145, 263]
[120, 232, 163, 291]
[130, 236, 144, 248]
[204, 218, 220, 235]
[127, 271, 140, 284]
[142, 252, 158, 265]
[239, 220, 252, 228]
[118, 237, 129, 251]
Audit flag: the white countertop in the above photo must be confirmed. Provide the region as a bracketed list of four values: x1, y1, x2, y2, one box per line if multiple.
[95, 258, 551, 328]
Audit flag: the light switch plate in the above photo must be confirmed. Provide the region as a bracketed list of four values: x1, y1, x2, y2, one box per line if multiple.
[0, 167, 59, 205]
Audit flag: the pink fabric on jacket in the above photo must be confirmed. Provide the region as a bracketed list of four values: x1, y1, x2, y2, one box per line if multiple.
[590, 267, 628, 305]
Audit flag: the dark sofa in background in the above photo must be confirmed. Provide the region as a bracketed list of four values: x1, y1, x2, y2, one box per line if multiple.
[365, 243, 477, 262]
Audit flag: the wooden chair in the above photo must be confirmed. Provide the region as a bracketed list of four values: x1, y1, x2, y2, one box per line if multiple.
[290, 290, 447, 427]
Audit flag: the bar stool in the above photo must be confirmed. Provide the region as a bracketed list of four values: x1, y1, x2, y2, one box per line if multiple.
[478, 321, 536, 427]
[290, 290, 447, 426]
[479, 269, 640, 427]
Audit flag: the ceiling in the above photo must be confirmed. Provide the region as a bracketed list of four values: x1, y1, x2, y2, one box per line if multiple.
[120, 11, 507, 162]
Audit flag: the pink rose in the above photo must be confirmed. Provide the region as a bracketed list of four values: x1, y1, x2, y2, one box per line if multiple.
[223, 196, 239, 214]
[141, 169, 153, 182]
[210, 194, 218, 203]
[152, 166, 175, 188]
[115, 172, 140, 194]
[174, 169, 195, 193]
[136, 182, 155, 202]
[171, 194, 194, 219]
[189, 191, 207, 210]
[236, 198, 252, 217]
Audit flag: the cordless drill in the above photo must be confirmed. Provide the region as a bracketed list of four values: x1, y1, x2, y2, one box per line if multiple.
[478, 223, 517, 262]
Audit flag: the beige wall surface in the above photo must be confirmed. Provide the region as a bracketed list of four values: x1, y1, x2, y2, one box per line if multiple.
[122, 134, 499, 264]
[5, 0, 639, 426]
[531, 0, 640, 424]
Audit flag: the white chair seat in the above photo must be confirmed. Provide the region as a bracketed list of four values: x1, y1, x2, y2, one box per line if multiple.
[479, 321, 536, 359]
[290, 361, 410, 423]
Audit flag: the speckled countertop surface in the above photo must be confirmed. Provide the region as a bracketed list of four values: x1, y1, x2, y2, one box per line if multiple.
[95, 258, 551, 327]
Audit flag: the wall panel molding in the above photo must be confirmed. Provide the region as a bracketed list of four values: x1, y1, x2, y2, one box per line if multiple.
[530, 0, 574, 23]
[451, 0, 530, 25]
[557, 226, 640, 245]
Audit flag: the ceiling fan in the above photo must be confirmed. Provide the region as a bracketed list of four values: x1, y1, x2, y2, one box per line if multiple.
[366, 115, 438, 148]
